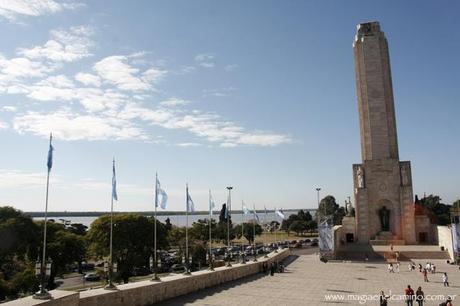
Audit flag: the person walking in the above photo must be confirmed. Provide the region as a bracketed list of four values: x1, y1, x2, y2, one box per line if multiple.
[432, 263, 436, 274]
[270, 263, 275, 276]
[396, 262, 400, 273]
[423, 268, 429, 282]
[379, 290, 388, 306]
[405, 285, 414, 306]
[415, 286, 424, 306]
[442, 272, 449, 287]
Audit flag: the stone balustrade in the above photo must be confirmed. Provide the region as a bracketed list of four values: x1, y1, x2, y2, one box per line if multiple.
[5, 249, 290, 306]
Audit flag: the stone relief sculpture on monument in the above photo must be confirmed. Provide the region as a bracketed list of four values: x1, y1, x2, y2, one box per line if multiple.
[357, 166, 364, 188]
[401, 165, 410, 186]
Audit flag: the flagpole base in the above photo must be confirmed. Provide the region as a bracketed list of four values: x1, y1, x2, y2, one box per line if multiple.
[183, 270, 192, 276]
[226, 262, 232, 267]
[104, 283, 118, 290]
[33, 289, 51, 300]
[150, 275, 161, 282]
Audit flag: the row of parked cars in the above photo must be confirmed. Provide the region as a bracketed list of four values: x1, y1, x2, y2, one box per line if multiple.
[81, 238, 319, 281]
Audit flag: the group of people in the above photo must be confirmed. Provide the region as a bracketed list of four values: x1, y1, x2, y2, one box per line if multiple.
[380, 285, 453, 306]
[261, 261, 285, 276]
[387, 262, 400, 273]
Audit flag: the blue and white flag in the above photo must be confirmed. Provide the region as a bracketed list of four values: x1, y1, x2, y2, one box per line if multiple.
[155, 176, 168, 209]
[242, 203, 250, 215]
[275, 208, 285, 219]
[47, 134, 54, 172]
[209, 190, 215, 216]
[186, 185, 195, 213]
[252, 205, 260, 223]
[112, 159, 118, 201]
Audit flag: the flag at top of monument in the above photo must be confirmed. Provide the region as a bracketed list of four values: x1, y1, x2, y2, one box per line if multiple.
[155, 175, 168, 209]
[186, 185, 195, 213]
[112, 159, 118, 201]
[46, 133, 54, 172]
[275, 208, 285, 219]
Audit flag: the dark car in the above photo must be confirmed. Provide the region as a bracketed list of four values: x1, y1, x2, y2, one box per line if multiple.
[132, 266, 150, 276]
[170, 264, 185, 273]
[84, 273, 101, 281]
[310, 241, 318, 247]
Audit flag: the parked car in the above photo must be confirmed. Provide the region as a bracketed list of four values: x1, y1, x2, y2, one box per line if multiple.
[170, 264, 185, 273]
[84, 273, 101, 281]
[132, 266, 150, 276]
[310, 241, 318, 247]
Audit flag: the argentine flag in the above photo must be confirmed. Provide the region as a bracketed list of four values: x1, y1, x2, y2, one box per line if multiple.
[47, 134, 54, 172]
[112, 159, 118, 201]
[275, 208, 285, 219]
[209, 190, 215, 216]
[156, 176, 168, 209]
[186, 185, 195, 212]
[242, 203, 250, 215]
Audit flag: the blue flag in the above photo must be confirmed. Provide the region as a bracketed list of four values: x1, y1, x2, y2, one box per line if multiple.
[242, 203, 250, 215]
[209, 190, 215, 216]
[47, 134, 54, 172]
[186, 185, 195, 212]
[275, 208, 285, 219]
[112, 159, 118, 201]
[253, 205, 260, 223]
[155, 176, 168, 209]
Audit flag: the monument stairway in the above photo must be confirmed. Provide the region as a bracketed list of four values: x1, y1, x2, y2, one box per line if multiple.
[336, 244, 450, 261]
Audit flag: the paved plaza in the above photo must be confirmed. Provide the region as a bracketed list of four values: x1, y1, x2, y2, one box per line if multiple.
[159, 250, 460, 305]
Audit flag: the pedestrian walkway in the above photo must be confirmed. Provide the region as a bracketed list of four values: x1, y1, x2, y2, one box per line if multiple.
[158, 254, 460, 305]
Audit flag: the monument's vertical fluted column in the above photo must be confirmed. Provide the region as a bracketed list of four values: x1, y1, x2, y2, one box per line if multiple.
[352, 21, 416, 245]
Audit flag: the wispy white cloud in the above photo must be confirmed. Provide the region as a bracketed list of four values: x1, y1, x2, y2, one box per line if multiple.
[0, 0, 82, 21]
[224, 64, 238, 72]
[13, 109, 148, 141]
[18, 25, 93, 62]
[75, 72, 101, 87]
[2, 106, 17, 112]
[202, 87, 236, 98]
[160, 98, 190, 107]
[176, 142, 202, 147]
[93, 55, 166, 92]
[0, 169, 57, 188]
[194, 53, 215, 68]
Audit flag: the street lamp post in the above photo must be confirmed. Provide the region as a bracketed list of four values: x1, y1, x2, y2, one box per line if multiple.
[226, 186, 233, 267]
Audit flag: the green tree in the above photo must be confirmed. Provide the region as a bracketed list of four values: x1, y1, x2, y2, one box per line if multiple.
[234, 222, 263, 243]
[289, 220, 307, 235]
[190, 219, 216, 242]
[418, 195, 451, 225]
[318, 196, 346, 225]
[87, 214, 167, 283]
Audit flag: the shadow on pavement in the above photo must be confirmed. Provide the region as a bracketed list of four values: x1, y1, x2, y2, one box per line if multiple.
[157, 255, 301, 306]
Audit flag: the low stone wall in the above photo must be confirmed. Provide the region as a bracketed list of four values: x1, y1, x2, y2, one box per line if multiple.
[4, 249, 290, 306]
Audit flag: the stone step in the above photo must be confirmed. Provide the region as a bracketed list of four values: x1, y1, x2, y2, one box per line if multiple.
[370, 239, 405, 246]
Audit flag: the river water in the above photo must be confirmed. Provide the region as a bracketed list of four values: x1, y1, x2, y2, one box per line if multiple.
[34, 210, 316, 228]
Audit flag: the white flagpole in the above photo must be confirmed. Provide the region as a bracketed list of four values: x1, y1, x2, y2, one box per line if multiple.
[185, 184, 191, 275]
[208, 190, 214, 270]
[241, 201, 246, 264]
[274, 207, 278, 253]
[106, 158, 116, 290]
[253, 204, 257, 262]
[152, 173, 160, 281]
[34, 134, 52, 300]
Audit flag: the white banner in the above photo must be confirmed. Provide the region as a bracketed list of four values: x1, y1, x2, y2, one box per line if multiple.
[319, 223, 334, 252]
[452, 223, 460, 252]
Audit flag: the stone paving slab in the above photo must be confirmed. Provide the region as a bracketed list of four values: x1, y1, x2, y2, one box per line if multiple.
[158, 254, 460, 305]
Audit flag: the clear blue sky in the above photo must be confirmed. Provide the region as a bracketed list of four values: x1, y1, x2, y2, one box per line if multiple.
[0, 0, 459, 212]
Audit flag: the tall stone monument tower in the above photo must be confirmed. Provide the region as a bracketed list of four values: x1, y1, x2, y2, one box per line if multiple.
[352, 21, 416, 244]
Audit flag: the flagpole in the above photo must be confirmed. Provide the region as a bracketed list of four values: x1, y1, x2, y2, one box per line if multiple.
[184, 184, 191, 275]
[274, 207, 278, 253]
[226, 187, 233, 267]
[208, 190, 214, 270]
[241, 201, 246, 264]
[264, 207, 268, 258]
[152, 173, 160, 281]
[253, 204, 257, 262]
[105, 159, 117, 290]
[34, 134, 52, 300]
